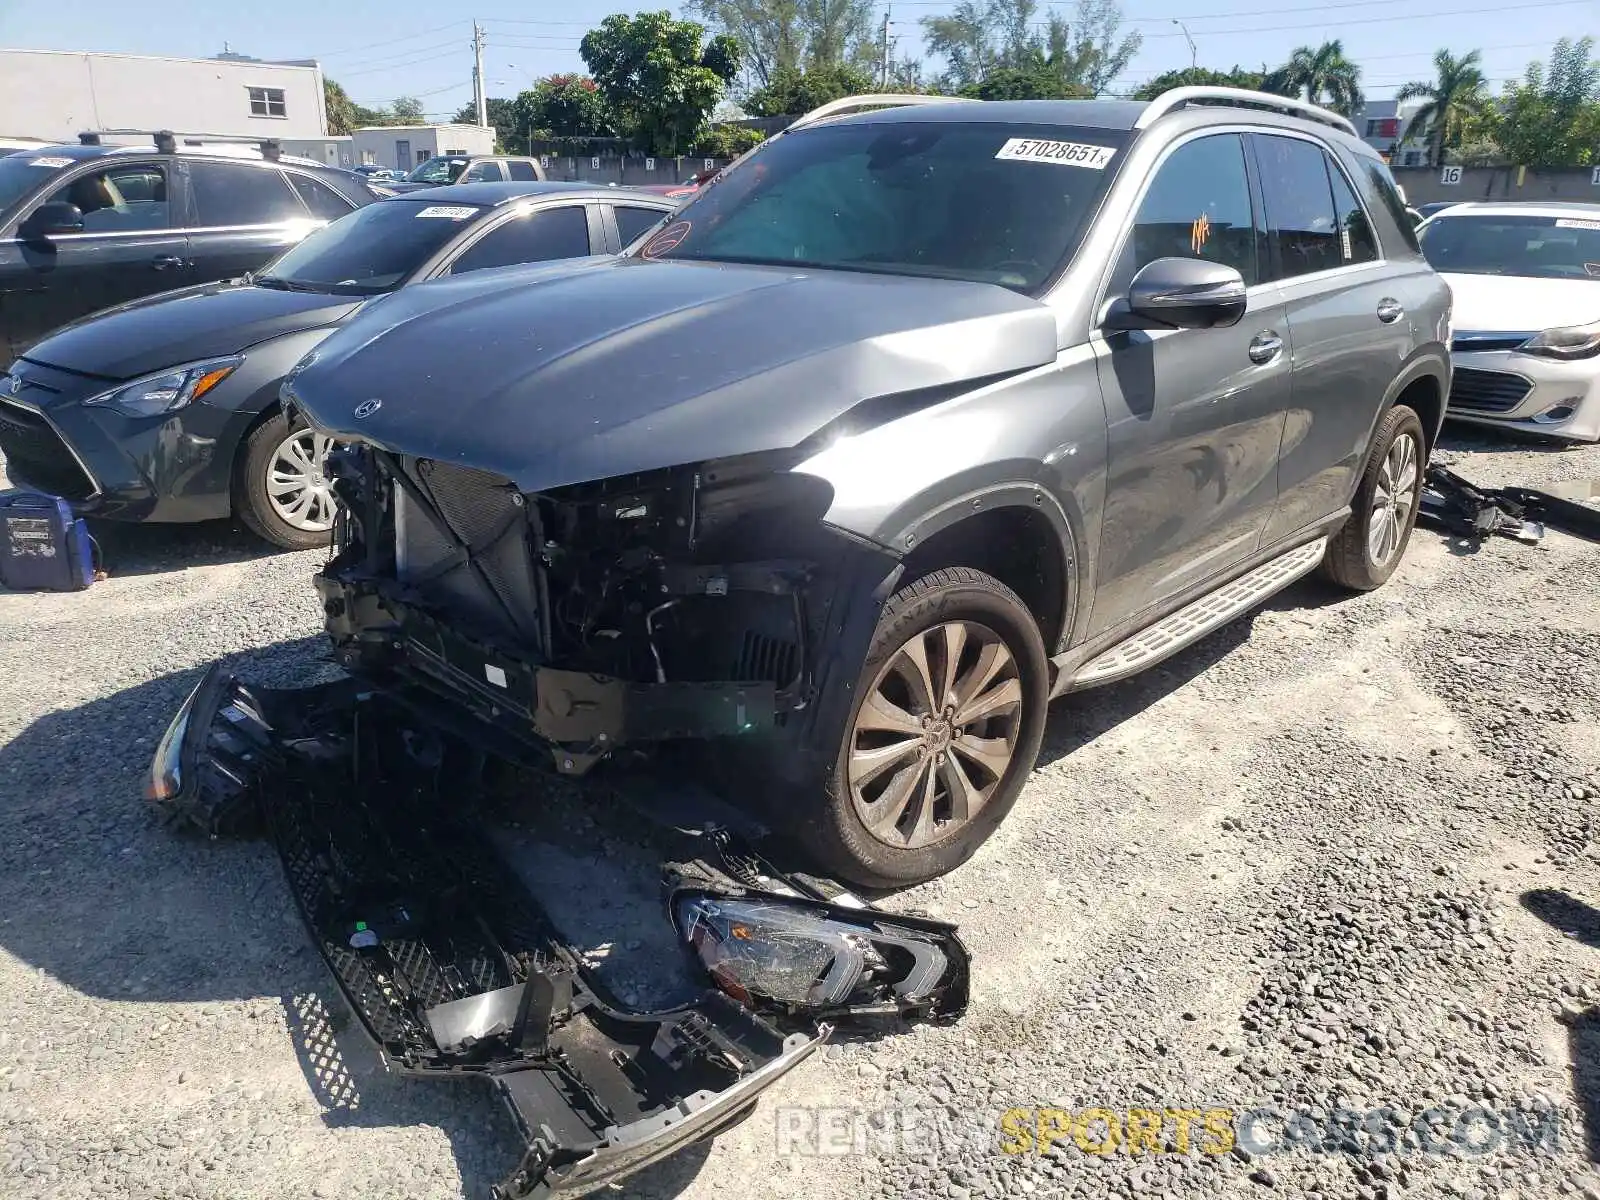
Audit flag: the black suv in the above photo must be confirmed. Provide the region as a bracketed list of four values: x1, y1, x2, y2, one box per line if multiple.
[0, 136, 376, 363]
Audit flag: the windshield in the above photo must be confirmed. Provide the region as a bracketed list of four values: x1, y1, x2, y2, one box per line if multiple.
[0, 153, 71, 214]
[1420, 212, 1600, 281]
[407, 156, 469, 184]
[255, 199, 486, 293]
[641, 121, 1127, 291]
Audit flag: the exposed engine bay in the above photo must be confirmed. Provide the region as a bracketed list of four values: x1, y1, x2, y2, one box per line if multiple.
[147, 667, 969, 1197]
[313, 443, 889, 776]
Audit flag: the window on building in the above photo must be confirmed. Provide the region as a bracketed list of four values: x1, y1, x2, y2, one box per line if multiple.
[1110, 133, 1262, 292]
[447, 205, 591, 274]
[187, 161, 304, 227]
[248, 87, 287, 118]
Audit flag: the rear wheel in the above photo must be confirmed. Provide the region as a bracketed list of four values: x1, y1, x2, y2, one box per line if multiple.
[236, 411, 338, 551]
[1321, 404, 1425, 591]
[800, 567, 1050, 889]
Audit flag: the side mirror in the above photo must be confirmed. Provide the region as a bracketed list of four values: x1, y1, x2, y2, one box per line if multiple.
[1104, 257, 1248, 331]
[20, 201, 85, 239]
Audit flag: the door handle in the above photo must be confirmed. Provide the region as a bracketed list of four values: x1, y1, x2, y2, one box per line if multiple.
[150, 254, 187, 271]
[1376, 297, 1404, 323]
[1247, 331, 1283, 364]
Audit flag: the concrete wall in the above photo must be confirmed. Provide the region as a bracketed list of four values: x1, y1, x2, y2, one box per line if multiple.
[0, 50, 326, 142]
[1394, 165, 1600, 206]
[350, 125, 495, 172]
[539, 154, 731, 187]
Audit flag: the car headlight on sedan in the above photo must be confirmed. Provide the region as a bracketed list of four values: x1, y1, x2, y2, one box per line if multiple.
[83, 356, 243, 417]
[1519, 319, 1600, 361]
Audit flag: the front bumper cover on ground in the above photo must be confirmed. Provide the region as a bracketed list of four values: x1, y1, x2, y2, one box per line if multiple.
[147, 666, 969, 1198]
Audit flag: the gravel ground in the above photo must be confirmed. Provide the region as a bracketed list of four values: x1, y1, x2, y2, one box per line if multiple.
[3, 428, 1600, 1200]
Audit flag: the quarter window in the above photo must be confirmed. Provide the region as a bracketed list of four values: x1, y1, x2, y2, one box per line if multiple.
[286, 173, 355, 220]
[248, 87, 287, 118]
[614, 205, 667, 247]
[1327, 160, 1378, 264]
[1256, 135, 1343, 278]
[187, 161, 305, 227]
[447, 205, 591, 274]
[44, 163, 170, 232]
[1111, 133, 1261, 293]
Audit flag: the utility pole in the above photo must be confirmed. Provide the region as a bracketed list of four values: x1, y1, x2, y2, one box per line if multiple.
[880, 9, 892, 90]
[472, 21, 488, 128]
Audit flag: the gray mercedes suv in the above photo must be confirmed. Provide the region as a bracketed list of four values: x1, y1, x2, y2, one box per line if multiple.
[271, 88, 1451, 890]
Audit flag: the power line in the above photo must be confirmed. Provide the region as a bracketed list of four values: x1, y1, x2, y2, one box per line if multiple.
[336, 44, 463, 79]
[318, 21, 466, 59]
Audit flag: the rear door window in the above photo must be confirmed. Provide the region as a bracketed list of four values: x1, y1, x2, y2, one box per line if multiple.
[447, 204, 591, 273]
[614, 205, 667, 247]
[1327, 159, 1378, 264]
[187, 161, 305, 227]
[1255, 135, 1343, 278]
[45, 162, 172, 232]
[507, 160, 539, 182]
[286, 173, 356, 220]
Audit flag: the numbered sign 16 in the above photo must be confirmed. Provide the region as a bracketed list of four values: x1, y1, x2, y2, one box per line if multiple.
[1440, 166, 1463, 185]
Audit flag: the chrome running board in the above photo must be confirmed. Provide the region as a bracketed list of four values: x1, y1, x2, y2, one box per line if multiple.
[1066, 537, 1328, 691]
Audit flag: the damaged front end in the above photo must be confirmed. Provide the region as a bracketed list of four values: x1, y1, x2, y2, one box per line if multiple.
[312, 442, 891, 780]
[148, 668, 968, 1197]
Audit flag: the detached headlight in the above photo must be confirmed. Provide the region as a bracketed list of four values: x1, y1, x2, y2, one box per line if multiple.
[84, 356, 242, 417]
[1520, 320, 1600, 361]
[672, 891, 965, 1016]
[145, 677, 205, 802]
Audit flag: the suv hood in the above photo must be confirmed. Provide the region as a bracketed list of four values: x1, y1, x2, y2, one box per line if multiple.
[22, 279, 364, 381]
[1443, 272, 1600, 333]
[286, 255, 1056, 492]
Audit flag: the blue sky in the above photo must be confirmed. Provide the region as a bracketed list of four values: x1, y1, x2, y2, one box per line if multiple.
[0, 0, 1587, 120]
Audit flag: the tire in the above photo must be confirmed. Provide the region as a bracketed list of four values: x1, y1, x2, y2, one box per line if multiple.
[798, 566, 1050, 889]
[235, 410, 339, 551]
[1320, 404, 1426, 591]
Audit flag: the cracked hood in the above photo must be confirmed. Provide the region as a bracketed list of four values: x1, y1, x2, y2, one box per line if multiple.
[284, 255, 1056, 491]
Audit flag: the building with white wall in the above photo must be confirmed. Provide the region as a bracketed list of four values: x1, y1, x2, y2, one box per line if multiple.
[0, 49, 327, 143]
[1357, 98, 1433, 166]
[351, 125, 496, 172]
[282, 136, 355, 168]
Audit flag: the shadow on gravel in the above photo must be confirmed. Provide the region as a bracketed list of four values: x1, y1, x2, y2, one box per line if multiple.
[87, 516, 289, 579]
[0, 643, 712, 1199]
[1437, 425, 1578, 455]
[1520, 888, 1600, 1165]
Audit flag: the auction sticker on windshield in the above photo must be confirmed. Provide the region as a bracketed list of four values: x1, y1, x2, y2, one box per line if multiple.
[994, 139, 1116, 169]
[1555, 218, 1600, 231]
[27, 157, 74, 169]
[415, 206, 477, 219]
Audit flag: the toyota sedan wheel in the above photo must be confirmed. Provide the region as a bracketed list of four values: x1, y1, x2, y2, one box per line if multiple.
[236, 411, 339, 550]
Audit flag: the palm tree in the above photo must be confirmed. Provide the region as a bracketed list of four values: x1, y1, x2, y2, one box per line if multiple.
[1395, 49, 1490, 168]
[1265, 40, 1364, 116]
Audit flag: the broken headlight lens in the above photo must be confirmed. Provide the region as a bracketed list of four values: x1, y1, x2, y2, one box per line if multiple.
[145, 675, 206, 801]
[1520, 320, 1600, 361]
[672, 892, 953, 1012]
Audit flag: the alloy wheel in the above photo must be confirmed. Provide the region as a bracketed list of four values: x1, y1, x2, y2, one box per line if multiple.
[848, 620, 1025, 849]
[1367, 431, 1419, 566]
[266, 428, 338, 533]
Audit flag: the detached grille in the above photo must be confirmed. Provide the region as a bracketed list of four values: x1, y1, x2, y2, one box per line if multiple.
[394, 458, 544, 650]
[0, 399, 95, 499]
[1449, 367, 1532, 414]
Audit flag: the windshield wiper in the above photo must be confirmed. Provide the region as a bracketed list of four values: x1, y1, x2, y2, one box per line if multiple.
[254, 276, 327, 293]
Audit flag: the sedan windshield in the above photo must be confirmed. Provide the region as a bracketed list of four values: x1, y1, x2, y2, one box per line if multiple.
[0, 153, 71, 214]
[641, 121, 1127, 291]
[255, 199, 486, 294]
[1420, 212, 1600, 281]
[407, 156, 469, 184]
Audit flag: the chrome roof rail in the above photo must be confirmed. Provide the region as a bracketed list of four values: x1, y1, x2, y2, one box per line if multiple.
[786, 93, 979, 132]
[1134, 86, 1358, 138]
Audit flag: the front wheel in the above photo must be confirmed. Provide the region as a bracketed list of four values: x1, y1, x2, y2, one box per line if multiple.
[800, 566, 1050, 889]
[1320, 404, 1426, 591]
[235, 411, 339, 551]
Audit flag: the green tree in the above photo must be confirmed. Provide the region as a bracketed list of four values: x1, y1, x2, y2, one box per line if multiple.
[580, 12, 742, 154]
[1395, 49, 1490, 168]
[519, 74, 617, 138]
[1129, 66, 1268, 101]
[1264, 40, 1364, 116]
[744, 62, 876, 115]
[390, 96, 426, 124]
[454, 97, 520, 149]
[923, 0, 1138, 96]
[1491, 37, 1600, 167]
[959, 65, 1089, 101]
[685, 0, 876, 88]
[325, 79, 394, 131]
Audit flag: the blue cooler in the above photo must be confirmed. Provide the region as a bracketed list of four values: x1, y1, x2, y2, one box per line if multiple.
[0, 491, 96, 591]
